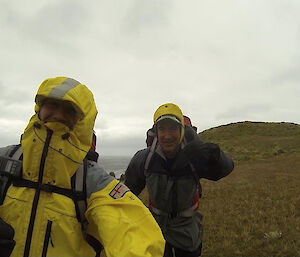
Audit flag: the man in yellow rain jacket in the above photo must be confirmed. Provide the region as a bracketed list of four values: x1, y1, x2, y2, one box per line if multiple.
[0, 77, 165, 257]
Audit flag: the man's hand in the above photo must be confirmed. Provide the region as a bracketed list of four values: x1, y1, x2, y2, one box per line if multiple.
[183, 141, 221, 165]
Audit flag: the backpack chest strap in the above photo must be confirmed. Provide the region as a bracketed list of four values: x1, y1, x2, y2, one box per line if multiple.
[149, 200, 199, 218]
[12, 179, 84, 200]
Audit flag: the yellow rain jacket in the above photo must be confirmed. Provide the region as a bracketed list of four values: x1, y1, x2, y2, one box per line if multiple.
[0, 77, 165, 257]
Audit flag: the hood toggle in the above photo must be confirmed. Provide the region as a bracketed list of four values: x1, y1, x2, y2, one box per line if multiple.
[61, 133, 70, 140]
[34, 122, 41, 129]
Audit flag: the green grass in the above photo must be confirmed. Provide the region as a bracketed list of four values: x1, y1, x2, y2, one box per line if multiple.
[139, 121, 300, 257]
[200, 153, 300, 257]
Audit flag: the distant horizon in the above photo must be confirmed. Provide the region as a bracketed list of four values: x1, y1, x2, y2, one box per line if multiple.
[1, 120, 298, 157]
[99, 155, 132, 158]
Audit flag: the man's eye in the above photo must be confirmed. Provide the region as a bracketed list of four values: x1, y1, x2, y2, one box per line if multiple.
[46, 102, 58, 109]
[65, 106, 76, 114]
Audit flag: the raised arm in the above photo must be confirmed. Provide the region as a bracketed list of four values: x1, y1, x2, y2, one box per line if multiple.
[183, 140, 234, 181]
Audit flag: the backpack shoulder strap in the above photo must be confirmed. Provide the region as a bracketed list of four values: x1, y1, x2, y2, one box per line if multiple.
[72, 148, 100, 226]
[8, 144, 23, 160]
[144, 136, 157, 173]
[74, 157, 103, 257]
[71, 157, 88, 228]
[188, 162, 202, 198]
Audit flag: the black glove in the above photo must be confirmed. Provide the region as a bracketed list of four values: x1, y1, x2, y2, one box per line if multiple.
[183, 141, 221, 166]
[0, 218, 15, 257]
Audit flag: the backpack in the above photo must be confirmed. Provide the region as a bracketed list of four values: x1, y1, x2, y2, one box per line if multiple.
[0, 143, 103, 257]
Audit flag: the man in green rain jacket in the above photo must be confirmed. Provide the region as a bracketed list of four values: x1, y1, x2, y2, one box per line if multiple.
[125, 103, 234, 257]
[0, 77, 165, 257]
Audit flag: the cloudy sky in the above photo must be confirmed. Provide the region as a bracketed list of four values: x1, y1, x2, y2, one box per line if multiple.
[0, 0, 299, 156]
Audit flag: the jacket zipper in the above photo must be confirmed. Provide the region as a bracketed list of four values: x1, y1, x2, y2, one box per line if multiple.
[23, 129, 53, 257]
[42, 220, 53, 257]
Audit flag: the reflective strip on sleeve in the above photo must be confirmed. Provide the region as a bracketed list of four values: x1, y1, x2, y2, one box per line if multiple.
[49, 78, 80, 99]
[75, 164, 84, 192]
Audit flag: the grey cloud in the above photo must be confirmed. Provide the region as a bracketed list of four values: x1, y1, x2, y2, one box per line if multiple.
[1, 0, 300, 156]
[0, 104, 32, 121]
[271, 62, 300, 86]
[26, 1, 88, 39]
[215, 104, 272, 121]
[0, 83, 33, 105]
[2, 1, 90, 54]
[0, 119, 25, 147]
[122, 0, 170, 34]
[0, 81, 34, 121]
[0, 134, 21, 148]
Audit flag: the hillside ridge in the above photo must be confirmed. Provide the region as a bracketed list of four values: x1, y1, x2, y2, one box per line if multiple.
[198, 121, 300, 163]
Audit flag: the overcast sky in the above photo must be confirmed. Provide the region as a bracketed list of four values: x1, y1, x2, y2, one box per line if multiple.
[1, 0, 299, 156]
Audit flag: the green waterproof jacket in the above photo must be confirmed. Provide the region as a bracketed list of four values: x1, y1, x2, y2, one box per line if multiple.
[125, 128, 234, 251]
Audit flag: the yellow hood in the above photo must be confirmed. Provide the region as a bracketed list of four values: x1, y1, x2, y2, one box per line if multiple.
[21, 77, 98, 187]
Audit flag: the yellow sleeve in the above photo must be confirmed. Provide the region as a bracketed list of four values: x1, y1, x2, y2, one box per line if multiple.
[85, 179, 165, 257]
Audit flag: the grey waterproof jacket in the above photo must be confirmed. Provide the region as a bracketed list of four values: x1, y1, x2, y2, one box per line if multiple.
[125, 128, 234, 251]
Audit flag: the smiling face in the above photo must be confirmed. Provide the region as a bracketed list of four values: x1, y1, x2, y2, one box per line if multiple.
[39, 99, 77, 130]
[156, 119, 182, 158]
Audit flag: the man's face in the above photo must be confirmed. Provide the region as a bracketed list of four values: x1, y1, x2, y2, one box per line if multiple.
[156, 119, 181, 158]
[39, 99, 77, 130]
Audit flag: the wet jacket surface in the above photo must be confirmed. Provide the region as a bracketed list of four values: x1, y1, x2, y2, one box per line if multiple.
[125, 128, 234, 251]
[0, 77, 165, 257]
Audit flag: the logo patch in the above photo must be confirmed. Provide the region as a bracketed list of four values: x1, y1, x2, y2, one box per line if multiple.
[109, 183, 130, 199]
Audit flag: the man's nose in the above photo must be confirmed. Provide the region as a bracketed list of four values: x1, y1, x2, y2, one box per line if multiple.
[52, 105, 66, 120]
[163, 130, 172, 139]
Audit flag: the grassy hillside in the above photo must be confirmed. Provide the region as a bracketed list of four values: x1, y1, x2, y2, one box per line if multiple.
[199, 121, 300, 256]
[200, 152, 300, 257]
[138, 121, 300, 257]
[199, 121, 300, 163]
